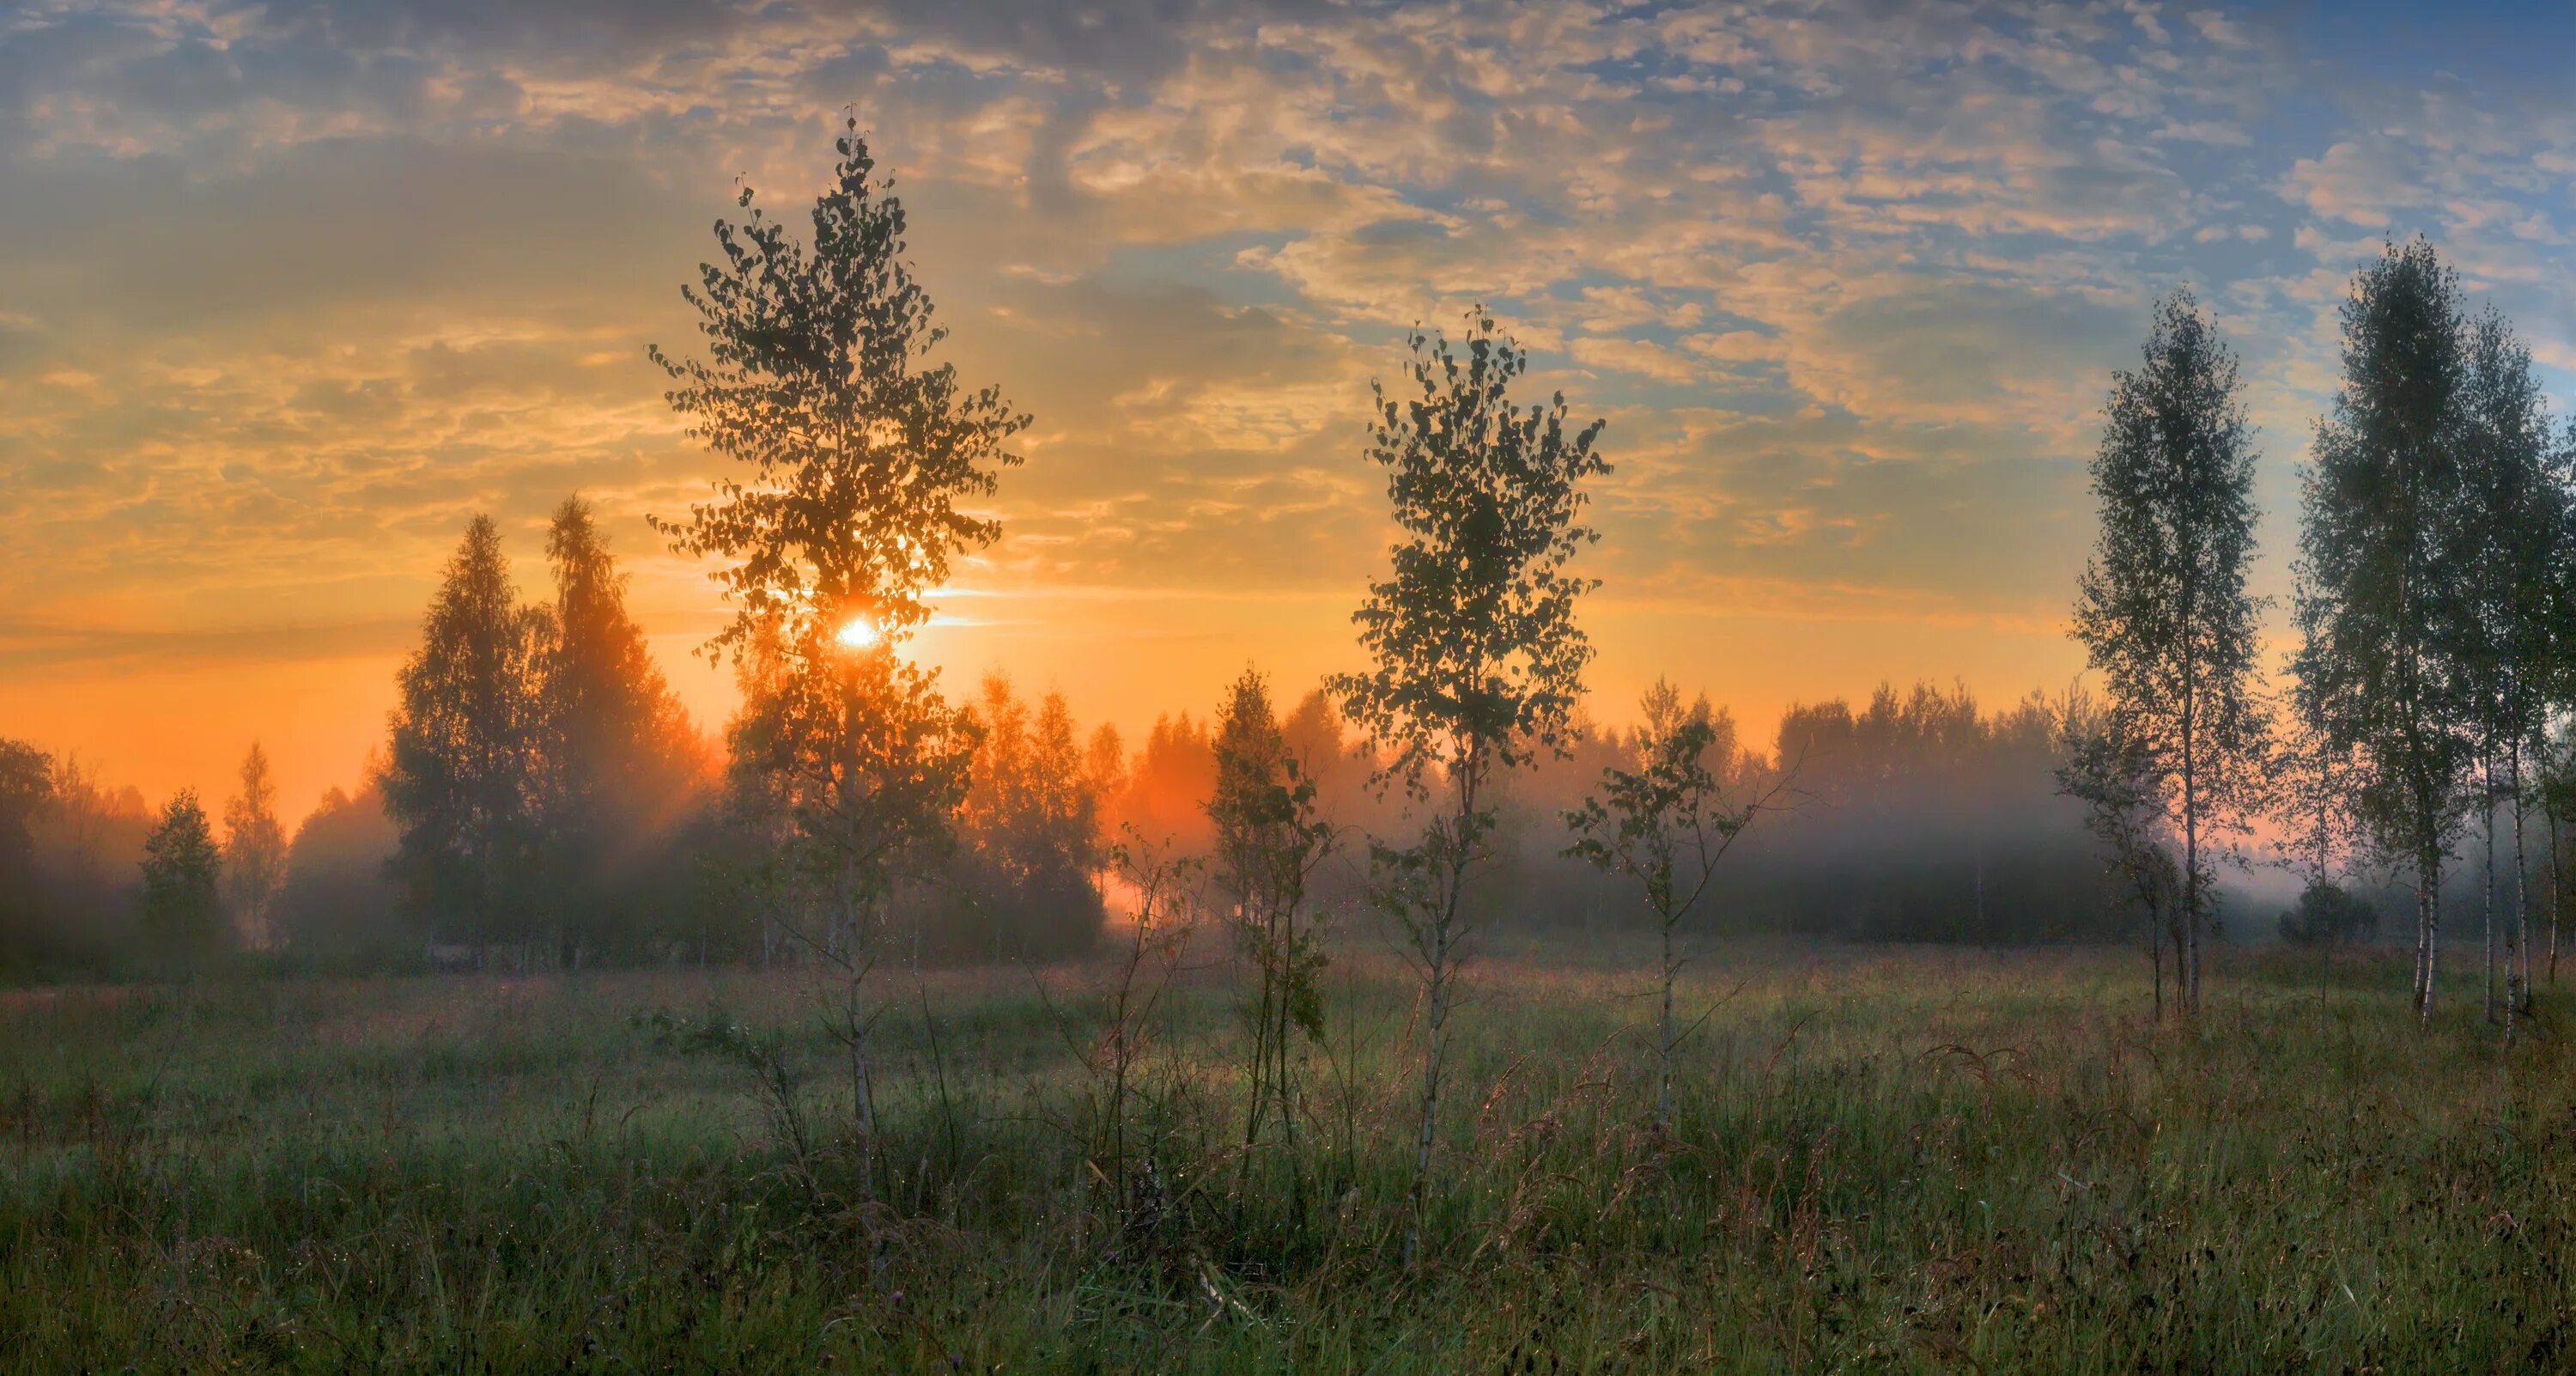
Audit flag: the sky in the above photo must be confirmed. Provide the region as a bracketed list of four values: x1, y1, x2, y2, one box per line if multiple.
[5, 0, 2576, 823]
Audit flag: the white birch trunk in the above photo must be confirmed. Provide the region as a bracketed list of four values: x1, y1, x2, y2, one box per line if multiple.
[2484, 758, 2499, 1025]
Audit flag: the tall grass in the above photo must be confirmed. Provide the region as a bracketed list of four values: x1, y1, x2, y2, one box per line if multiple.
[3, 940, 2570, 1371]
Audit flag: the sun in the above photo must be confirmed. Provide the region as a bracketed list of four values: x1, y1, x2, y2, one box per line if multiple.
[835, 616, 879, 650]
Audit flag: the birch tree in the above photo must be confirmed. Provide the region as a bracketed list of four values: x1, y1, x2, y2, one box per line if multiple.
[2070, 290, 2269, 1016]
[2293, 239, 2476, 1021]
[1207, 668, 1334, 1217]
[651, 119, 1026, 658]
[2542, 723, 2576, 985]
[653, 120, 1023, 1181]
[2057, 698, 2181, 1018]
[726, 628, 973, 1184]
[2449, 309, 2564, 1039]
[1331, 307, 1607, 1268]
[1564, 680, 1786, 1128]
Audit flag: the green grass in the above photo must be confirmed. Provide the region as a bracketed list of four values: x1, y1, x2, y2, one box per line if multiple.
[3, 936, 2573, 1372]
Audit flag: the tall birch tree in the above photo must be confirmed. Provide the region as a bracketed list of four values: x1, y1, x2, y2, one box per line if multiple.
[2448, 308, 2564, 1039]
[653, 120, 1024, 1179]
[2070, 289, 2269, 1017]
[2293, 239, 2476, 1021]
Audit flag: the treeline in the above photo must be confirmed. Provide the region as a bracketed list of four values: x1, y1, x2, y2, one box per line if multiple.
[0, 745, 155, 978]
[1, 664, 2156, 982]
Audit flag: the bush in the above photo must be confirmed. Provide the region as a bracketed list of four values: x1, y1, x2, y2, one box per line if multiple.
[2277, 880, 2377, 947]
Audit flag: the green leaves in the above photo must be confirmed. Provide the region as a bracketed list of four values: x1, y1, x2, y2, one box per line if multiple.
[1564, 683, 1762, 928]
[651, 120, 1028, 661]
[2290, 240, 2567, 877]
[1334, 306, 1608, 801]
[2072, 289, 2269, 850]
[655, 122, 1027, 934]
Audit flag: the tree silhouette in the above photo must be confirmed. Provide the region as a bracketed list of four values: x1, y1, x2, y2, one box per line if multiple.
[1565, 679, 1784, 1127]
[141, 788, 226, 973]
[2279, 881, 2375, 948]
[1330, 306, 1607, 1266]
[220, 743, 287, 950]
[2447, 310, 2564, 1038]
[650, 119, 1026, 659]
[383, 515, 549, 965]
[1208, 667, 1334, 1215]
[655, 121, 1023, 1179]
[536, 495, 707, 965]
[1112, 711, 1218, 855]
[2057, 697, 2182, 1017]
[2070, 289, 2268, 1016]
[274, 779, 402, 969]
[2293, 239, 2476, 1021]
[951, 677, 1107, 959]
[1763, 684, 2099, 945]
[0, 740, 55, 969]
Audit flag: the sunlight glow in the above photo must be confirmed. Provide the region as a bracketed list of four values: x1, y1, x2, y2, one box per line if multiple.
[835, 616, 879, 650]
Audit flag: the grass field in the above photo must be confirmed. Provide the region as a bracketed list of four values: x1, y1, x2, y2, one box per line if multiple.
[4, 935, 2573, 1372]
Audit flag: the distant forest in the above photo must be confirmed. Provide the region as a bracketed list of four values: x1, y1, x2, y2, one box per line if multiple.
[0, 643, 2166, 979]
[5, 130, 2573, 1003]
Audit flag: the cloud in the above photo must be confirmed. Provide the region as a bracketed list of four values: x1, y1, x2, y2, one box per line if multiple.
[2282, 140, 2427, 229]
[1569, 337, 1703, 386]
[0, 612, 420, 675]
[11, 0, 2576, 805]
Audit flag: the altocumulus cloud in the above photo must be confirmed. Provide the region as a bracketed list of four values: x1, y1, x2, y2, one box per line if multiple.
[8, 0, 2576, 806]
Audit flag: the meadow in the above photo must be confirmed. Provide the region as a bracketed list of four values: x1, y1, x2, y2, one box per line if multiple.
[3, 935, 2572, 1373]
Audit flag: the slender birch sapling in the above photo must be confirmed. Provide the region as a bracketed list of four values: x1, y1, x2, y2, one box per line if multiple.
[2056, 699, 2182, 1020]
[1208, 669, 1335, 1218]
[1564, 680, 1786, 1129]
[1331, 307, 1607, 1269]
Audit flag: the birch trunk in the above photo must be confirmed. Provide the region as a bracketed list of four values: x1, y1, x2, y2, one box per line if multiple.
[1658, 915, 1678, 1129]
[2507, 752, 2527, 1046]
[1402, 761, 1478, 1272]
[2180, 690, 2202, 1018]
[2484, 757, 2498, 1025]
[1403, 922, 1450, 1270]
[2535, 799, 2555, 995]
[2150, 896, 2164, 1022]
[2411, 840, 2432, 1026]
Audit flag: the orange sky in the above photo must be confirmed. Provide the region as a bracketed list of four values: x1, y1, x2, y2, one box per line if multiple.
[0, 594, 2096, 825]
[8, 1, 2576, 825]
